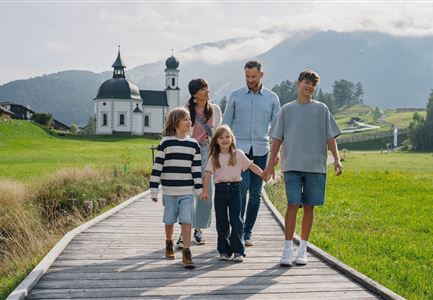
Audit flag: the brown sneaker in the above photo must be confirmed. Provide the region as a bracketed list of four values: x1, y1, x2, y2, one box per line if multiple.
[165, 240, 175, 260]
[182, 248, 195, 269]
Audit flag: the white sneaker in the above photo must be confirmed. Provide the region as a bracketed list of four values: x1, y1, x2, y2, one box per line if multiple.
[280, 248, 293, 266]
[233, 253, 244, 263]
[245, 238, 255, 246]
[294, 252, 308, 265]
[219, 253, 230, 261]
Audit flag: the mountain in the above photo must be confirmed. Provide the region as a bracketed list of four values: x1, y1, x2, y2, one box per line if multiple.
[1, 30, 432, 126]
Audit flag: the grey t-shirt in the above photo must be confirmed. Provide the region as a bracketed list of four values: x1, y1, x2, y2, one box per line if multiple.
[270, 100, 341, 174]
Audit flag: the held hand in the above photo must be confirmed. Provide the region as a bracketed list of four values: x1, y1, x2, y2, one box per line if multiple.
[199, 192, 209, 201]
[151, 198, 158, 202]
[262, 165, 275, 182]
[334, 160, 343, 176]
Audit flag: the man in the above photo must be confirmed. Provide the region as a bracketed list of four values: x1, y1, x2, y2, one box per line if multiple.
[223, 60, 280, 246]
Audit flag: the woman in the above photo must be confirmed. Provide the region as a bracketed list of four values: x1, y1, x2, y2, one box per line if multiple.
[176, 78, 222, 249]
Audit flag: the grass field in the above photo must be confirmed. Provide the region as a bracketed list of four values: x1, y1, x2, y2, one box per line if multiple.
[0, 119, 158, 182]
[382, 110, 427, 128]
[265, 151, 433, 300]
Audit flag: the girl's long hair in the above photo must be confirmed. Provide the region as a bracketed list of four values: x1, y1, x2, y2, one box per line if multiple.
[208, 125, 237, 169]
[163, 107, 190, 136]
[186, 78, 213, 126]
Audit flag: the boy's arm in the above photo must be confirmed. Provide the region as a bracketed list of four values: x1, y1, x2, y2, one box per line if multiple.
[263, 139, 282, 181]
[192, 145, 203, 195]
[149, 144, 165, 201]
[328, 137, 343, 176]
[199, 170, 212, 200]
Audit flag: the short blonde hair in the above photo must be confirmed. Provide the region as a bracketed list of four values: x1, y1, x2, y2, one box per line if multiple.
[163, 107, 190, 136]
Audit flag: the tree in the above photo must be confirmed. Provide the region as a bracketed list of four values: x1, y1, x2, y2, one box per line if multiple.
[82, 115, 95, 135]
[354, 82, 364, 104]
[272, 80, 296, 106]
[408, 90, 433, 150]
[332, 79, 354, 107]
[219, 96, 227, 114]
[70, 124, 79, 134]
[31, 112, 53, 127]
[372, 106, 382, 121]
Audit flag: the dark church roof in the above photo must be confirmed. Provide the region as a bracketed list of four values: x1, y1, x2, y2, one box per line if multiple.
[96, 78, 141, 100]
[165, 55, 179, 69]
[140, 90, 168, 107]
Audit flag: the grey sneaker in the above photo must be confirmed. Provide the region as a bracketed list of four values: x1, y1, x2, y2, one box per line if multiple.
[219, 253, 230, 261]
[233, 253, 244, 263]
[280, 248, 293, 266]
[176, 234, 183, 250]
[294, 252, 308, 265]
[194, 228, 206, 245]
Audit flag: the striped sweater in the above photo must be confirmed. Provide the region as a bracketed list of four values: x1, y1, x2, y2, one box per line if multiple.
[150, 136, 203, 199]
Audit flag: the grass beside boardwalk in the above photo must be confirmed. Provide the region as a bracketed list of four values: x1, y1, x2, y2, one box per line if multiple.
[0, 119, 157, 299]
[266, 151, 433, 300]
[0, 119, 158, 182]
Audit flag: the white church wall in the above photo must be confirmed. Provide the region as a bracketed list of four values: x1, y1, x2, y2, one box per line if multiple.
[112, 101, 132, 133]
[143, 106, 165, 134]
[132, 112, 143, 135]
[95, 99, 112, 134]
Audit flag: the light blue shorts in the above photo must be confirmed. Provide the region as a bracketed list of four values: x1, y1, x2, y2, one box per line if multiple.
[283, 171, 326, 206]
[162, 194, 194, 224]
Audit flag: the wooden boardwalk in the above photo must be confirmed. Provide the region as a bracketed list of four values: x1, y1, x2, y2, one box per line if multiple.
[26, 192, 381, 299]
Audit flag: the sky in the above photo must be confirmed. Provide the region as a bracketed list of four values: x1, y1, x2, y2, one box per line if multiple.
[1, 0, 433, 84]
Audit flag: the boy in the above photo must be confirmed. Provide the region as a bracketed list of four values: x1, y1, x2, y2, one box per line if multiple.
[263, 69, 343, 266]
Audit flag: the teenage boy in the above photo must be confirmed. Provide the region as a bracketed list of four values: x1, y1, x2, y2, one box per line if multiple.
[263, 69, 343, 266]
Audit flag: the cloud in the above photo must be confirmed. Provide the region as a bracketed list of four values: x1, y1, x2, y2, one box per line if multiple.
[45, 41, 70, 52]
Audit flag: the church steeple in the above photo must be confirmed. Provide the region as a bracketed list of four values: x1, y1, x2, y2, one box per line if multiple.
[112, 45, 126, 79]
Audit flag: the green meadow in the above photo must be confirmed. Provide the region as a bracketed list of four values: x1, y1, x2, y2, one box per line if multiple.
[0, 120, 158, 182]
[266, 151, 433, 300]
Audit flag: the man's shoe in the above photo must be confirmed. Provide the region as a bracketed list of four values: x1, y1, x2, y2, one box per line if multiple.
[194, 228, 206, 245]
[219, 253, 231, 261]
[244, 237, 255, 246]
[233, 253, 244, 263]
[280, 248, 293, 266]
[294, 252, 308, 265]
[182, 248, 195, 269]
[165, 240, 175, 260]
[176, 234, 183, 250]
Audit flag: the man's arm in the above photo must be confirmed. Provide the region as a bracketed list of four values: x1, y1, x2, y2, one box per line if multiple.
[263, 139, 282, 181]
[222, 93, 235, 127]
[328, 137, 343, 176]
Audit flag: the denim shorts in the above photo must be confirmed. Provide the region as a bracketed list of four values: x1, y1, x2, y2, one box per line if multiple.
[283, 171, 326, 206]
[162, 194, 194, 224]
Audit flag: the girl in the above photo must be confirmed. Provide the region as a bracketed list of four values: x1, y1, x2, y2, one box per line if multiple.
[200, 125, 264, 262]
[176, 78, 222, 249]
[150, 107, 203, 269]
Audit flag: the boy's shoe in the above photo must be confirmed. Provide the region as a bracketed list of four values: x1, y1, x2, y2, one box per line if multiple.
[219, 253, 231, 261]
[194, 228, 206, 245]
[182, 248, 195, 269]
[294, 252, 308, 265]
[244, 237, 255, 246]
[280, 248, 293, 266]
[165, 240, 175, 260]
[176, 234, 183, 250]
[233, 253, 244, 263]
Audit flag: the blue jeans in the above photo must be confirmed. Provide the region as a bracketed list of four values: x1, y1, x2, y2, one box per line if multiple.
[193, 143, 213, 228]
[241, 148, 268, 239]
[214, 182, 245, 256]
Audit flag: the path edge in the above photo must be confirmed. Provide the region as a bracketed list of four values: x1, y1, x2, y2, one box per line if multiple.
[261, 188, 405, 300]
[6, 190, 150, 300]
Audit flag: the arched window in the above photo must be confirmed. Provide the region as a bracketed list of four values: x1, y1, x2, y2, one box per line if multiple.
[144, 115, 150, 127]
[102, 114, 107, 126]
[172, 78, 175, 87]
[119, 114, 125, 125]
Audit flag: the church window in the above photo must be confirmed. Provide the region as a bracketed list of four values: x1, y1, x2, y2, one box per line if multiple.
[102, 113, 107, 126]
[119, 114, 125, 125]
[144, 115, 150, 127]
[172, 78, 175, 86]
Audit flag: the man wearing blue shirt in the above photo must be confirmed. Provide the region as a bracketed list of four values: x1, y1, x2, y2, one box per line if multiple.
[223, 60, 281, 246]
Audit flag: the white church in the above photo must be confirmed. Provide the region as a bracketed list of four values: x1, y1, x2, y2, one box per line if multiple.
[93, 49, 180, 135]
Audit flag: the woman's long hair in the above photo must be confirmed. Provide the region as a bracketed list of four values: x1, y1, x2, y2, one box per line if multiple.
[208, 125, 237, 169]
[163, 107, 190, 136]
[187, 78, 213, 126]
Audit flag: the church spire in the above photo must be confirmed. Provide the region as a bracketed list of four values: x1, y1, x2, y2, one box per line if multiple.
[112, 45, 126, 79]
